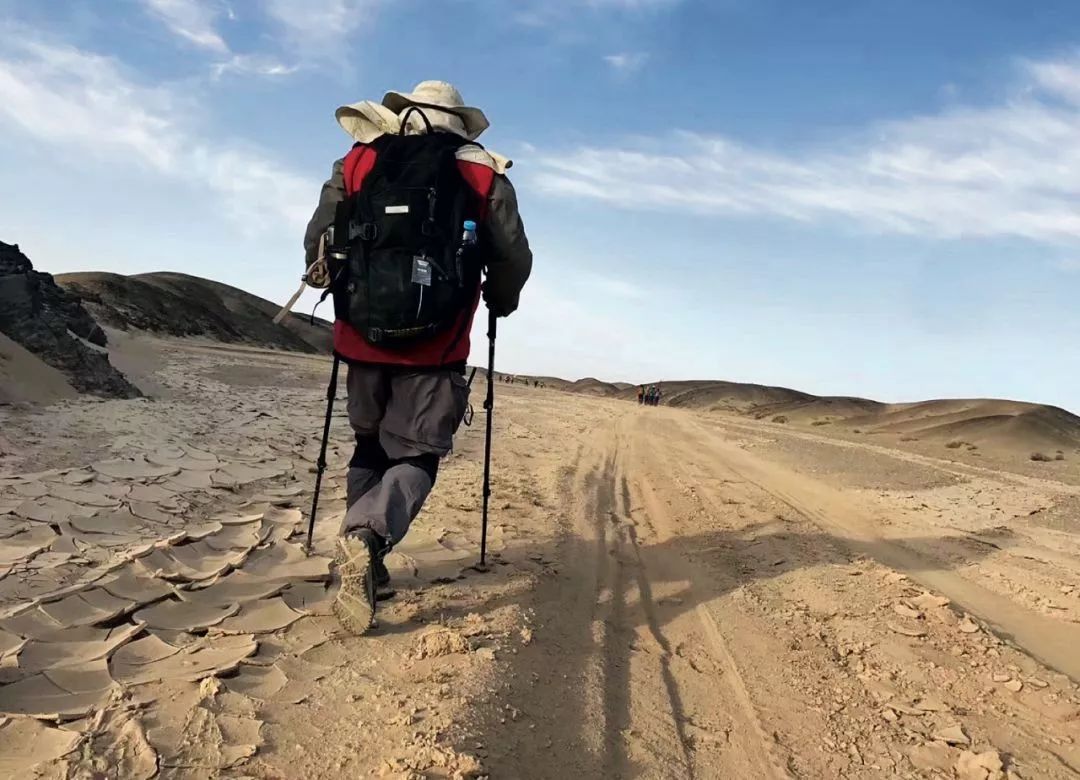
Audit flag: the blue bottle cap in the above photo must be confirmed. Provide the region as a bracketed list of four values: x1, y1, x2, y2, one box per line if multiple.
[463, 220, 477, 230]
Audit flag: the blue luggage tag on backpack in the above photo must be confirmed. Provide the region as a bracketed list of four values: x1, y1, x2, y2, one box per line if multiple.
[412, 256, 432, 286]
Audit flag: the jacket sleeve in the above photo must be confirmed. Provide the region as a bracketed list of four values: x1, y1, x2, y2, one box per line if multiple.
[303, 158, 345, 269]
[482, 174, 532, 316]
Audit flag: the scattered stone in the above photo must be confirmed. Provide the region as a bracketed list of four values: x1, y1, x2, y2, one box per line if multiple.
[413, 629, 471, 659]
[933, 724, 970, 746]
[992, 673, 1012, 683]
[893, 602, 922, 620]
[1027, 677, 1049, 689]
[955, 749, 1005, 780]
[958, 618, 981, 634]
[907, 741, 953, 772]
[910, 592, 950, 611]
[1004, 679, 1023, 693]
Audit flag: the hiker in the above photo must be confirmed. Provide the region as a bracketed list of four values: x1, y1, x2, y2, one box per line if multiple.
[654, 385, 663, 406]
[303, 81, 532, 634]
[637, 385, 645, 405]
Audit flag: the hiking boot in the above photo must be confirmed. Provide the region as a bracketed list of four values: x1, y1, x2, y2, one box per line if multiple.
[333, 528, 382, 635]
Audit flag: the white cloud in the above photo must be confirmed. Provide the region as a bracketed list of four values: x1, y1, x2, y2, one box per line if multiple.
[0, 35, 316, 235]
[211, 53, 300, 79]
[1025, 56, 1080, 104]
[533, 53, 1080, 246]
[141, 0, 228, 52]
[263, 0, 380, 58]
[141, 1, 300, 79]
[1056, 257, 1080, 272]
[604, 51, 648, 73]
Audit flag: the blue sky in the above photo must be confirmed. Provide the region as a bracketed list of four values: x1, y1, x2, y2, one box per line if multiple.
[1, 0, 1079, 411]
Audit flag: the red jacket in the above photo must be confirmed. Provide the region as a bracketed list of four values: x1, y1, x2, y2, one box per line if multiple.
[336, 143, 491, 366]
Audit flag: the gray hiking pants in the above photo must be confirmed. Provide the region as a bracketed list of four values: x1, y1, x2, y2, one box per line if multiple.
[341, 364, 470, 544]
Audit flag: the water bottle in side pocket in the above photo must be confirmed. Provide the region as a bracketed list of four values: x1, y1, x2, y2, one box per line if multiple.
[455, 220, 478, 286]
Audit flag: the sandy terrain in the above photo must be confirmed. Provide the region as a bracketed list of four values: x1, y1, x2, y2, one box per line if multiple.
[1, 338, 1079, 779]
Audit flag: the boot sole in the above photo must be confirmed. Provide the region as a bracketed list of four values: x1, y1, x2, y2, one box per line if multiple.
[333, 536, 376, 635]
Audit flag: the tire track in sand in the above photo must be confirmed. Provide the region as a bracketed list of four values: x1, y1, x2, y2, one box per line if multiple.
[621, 413, 794, 779]
[673, 412, 1080, 683]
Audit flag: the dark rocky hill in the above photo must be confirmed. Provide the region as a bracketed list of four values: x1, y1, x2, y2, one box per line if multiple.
[0, 242, 139, 399]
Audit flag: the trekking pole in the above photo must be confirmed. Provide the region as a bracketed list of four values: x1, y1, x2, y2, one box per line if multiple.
[479, 309, 497, 568]
[306, 355, 340, 554]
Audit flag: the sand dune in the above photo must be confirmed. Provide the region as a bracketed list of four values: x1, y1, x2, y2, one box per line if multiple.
[0, 332, 77, 405]
[539, 376, 1080, 458]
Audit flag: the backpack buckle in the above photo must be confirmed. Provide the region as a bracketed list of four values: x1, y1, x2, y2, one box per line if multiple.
[421, 219, 436, 238]
[359, 222, 378, 241]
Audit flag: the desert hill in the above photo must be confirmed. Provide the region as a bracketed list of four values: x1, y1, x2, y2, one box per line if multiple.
[525, 376, 1080, 458]
[56, 271, 332, 355]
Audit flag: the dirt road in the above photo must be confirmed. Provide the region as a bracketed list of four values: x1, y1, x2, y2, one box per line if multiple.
[1, 341, 1078, 778]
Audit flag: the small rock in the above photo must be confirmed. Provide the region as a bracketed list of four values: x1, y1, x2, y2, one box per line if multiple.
[911, 592, 951, 610]
[933, 724, 970, 746]
[414, 628, 471, 659]
[1027, 677, 1049, 689]
[914, 696, 950, 713]
[907, 741, 953, 772]
[893, 603, 923, 620]
[1004, 680, 1023, 693]
[519, 627, 533, 646]
[992, 673, 1012, 683]
[955, 749, 1004, 780]
[958, 618, 981, 634]
[474, 647, 496, 662]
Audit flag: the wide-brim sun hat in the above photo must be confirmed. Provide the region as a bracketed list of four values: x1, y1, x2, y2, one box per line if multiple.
[381, 80, 489, 141]
[335, 100, 400, 144]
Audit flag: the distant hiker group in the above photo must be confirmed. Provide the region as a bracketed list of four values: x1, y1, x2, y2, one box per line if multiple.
[500, 374, 544, 388]
[638, 385, 663, 406]
[302, 81, 532, 635]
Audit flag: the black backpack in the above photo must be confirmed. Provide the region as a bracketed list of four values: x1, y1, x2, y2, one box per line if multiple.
[328, 112, 483, 348]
